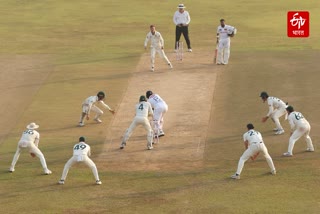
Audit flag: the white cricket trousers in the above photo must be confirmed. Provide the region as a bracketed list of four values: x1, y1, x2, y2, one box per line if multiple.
[81, 104, 103, 121]
[236, 142, 275, 175]
[60, 155, 100, 181]
[123, 116, 153, 145]
[287, 123, 313, 155]
[270, 108, 287, 131]
[150, 47, 171, 68]
[217, 38, 230, 64]
[10, 142, 50, 172]
[153, 104, 168, 134]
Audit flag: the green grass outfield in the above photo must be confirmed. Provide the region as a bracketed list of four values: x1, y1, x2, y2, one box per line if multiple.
[1, 1, 320, 213]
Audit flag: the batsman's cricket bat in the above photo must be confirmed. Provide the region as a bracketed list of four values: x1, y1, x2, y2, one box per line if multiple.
[214, 46, 218, 64]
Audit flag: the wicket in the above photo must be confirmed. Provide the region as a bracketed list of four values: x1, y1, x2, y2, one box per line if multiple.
[176, 41, 183, 61]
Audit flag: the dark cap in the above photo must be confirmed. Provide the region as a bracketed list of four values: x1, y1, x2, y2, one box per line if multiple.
[286, 105, 294, 113]
[79, 136, 86, 142]
[247, 123, 254, 130]
[220, 19, 225, 22]
[260, 91, 269, 98]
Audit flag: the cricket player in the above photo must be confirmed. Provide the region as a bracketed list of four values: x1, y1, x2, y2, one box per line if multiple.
[216, 19, 237, 65]
[120, 95, 154, 150]
[146, 90, 168, 138]
[283, 106, 314, 157]
[9, 122, 52, 175]
[260, 91, 287, 135]
[79, 91, 115, 127]
[144, 25, 173, 72]
[58, 136, 102, 185]
[231, 123, 276, 180]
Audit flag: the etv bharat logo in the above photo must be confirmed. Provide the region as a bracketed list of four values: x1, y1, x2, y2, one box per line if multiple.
[287, 11, 309, 37]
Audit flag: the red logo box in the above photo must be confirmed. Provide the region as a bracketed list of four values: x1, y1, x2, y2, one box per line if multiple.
[287, 11, 309, 37]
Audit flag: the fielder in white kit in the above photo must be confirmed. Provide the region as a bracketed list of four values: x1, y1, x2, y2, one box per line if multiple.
[146, 90, 168, 138]
[120, 95, 154, 150]
[144, 25, 173, 72]
[79, 91, 115, 127]
[260, 91, 287, 135]
[216, 18, 237, 65]
[9, 122, 52, 175]
[282, 106, 314, 157]
[58, 136, 102, 185]
[231, 123, 276, 180]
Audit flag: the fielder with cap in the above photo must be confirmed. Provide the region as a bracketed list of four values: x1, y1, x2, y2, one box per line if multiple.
[9, 122, 52, 175]
[79, 91, 115, 127]
[231, 123, 276, 180]
[282, 106, 314, 157]
[146, 90, 168, 138]
[144, 25, 173, 72]
[216, 18, 237, 65]
[173, 4, 192, 52]
[120, 95, 154, 150]
[260, 91, 287, 135]
[58, 136, 102, 185]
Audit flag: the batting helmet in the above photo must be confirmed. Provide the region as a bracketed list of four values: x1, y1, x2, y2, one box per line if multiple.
[286, 105, 294, 113]
[260, 91, 269, 99]
[97, 91, 105, 100]
[139, 95, 147, 102]
[146, 90, 153, 99]
[79, 136, 86, 142]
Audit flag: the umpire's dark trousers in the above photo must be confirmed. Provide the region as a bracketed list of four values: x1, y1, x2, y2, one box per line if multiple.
[175, 25, 191, 49]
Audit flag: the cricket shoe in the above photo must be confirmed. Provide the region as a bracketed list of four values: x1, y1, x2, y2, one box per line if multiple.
[273, 128, 279, 132]
[158, 130, 165, 137]
[168, 63, 173, 69]
[94, 118, 102, 123]
[44, 169, 52, 175]
[275, 130, 284, 135]
[96, 180, 102, 185]
[271, 170, 277, 175]
[58, 180, 65, 185]
[282, 152, 293, 157]
[9, 168, 15, 173]
[120, 142, 126, 149]
[79, 122, 85, 127]
[187, 49, 192, 52]
[306, 148, 315, 152]
[147, 145, 154, 150]
[151, 67, 154, 72]
[231, 174, 240, 180]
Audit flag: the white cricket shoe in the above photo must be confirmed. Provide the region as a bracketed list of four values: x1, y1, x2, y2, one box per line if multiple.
[96, 180, 102, 185]
[158, 130, 165, 137]
[151, 67, 154, 72]
[187, 49, 192, 52]
[271, 170, 277, 175]
[306, 148, 315, 152]
[231, 174, 240, 180]
[94, 118, 102, 123]
[120, 142, 126, 149]
[283, 152, 293, 157]
[168, 63, 173, 69]
[275, 130, 284, 135]
[79, 122, 85, 127]
[44, 169, 52, 175]
[9, 167, 15, 173]
[58, 180, 65, 185]
[273, 128, 279, 131]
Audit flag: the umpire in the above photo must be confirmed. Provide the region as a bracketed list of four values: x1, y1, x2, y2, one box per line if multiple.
[173, 4, 192, 52]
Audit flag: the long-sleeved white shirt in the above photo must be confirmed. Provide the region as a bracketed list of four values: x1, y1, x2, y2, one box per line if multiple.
[83, 95, 111, 114]
[147, 94, 167, 109]
[18, 129, 40, 147]
[287, 111, 310, 131]
[73, 142, 91, 156]
[135, 101, 153, 118]
[266, 96, 287, 117]
[243, 129, 264, 146]
[144, 31, 164, 48]
[217, 25, 236, 40]
[173, 10, 191, 25]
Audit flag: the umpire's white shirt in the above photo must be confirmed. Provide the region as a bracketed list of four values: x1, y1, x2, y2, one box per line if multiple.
[243, 129, 263, 146]
[217, 25, 236, 40]
[173, 11, 191, 25]
[144, 31, 164, 49]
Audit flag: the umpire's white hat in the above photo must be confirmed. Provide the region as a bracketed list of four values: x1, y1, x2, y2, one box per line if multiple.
[177, 4, 186, 9]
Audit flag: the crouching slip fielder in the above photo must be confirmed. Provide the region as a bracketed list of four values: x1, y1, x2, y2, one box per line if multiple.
[144, 25, 173, 72]
[58, 136, 102, 185]
[260, 91, 287, 135]
[9, 122, 52, 175]
[79, 91, 115, 127]
[231, 123, 276, 180]
[283, 106, 314, 157]
[120, 96, 154, 150]
[146, 90, 168, 137]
